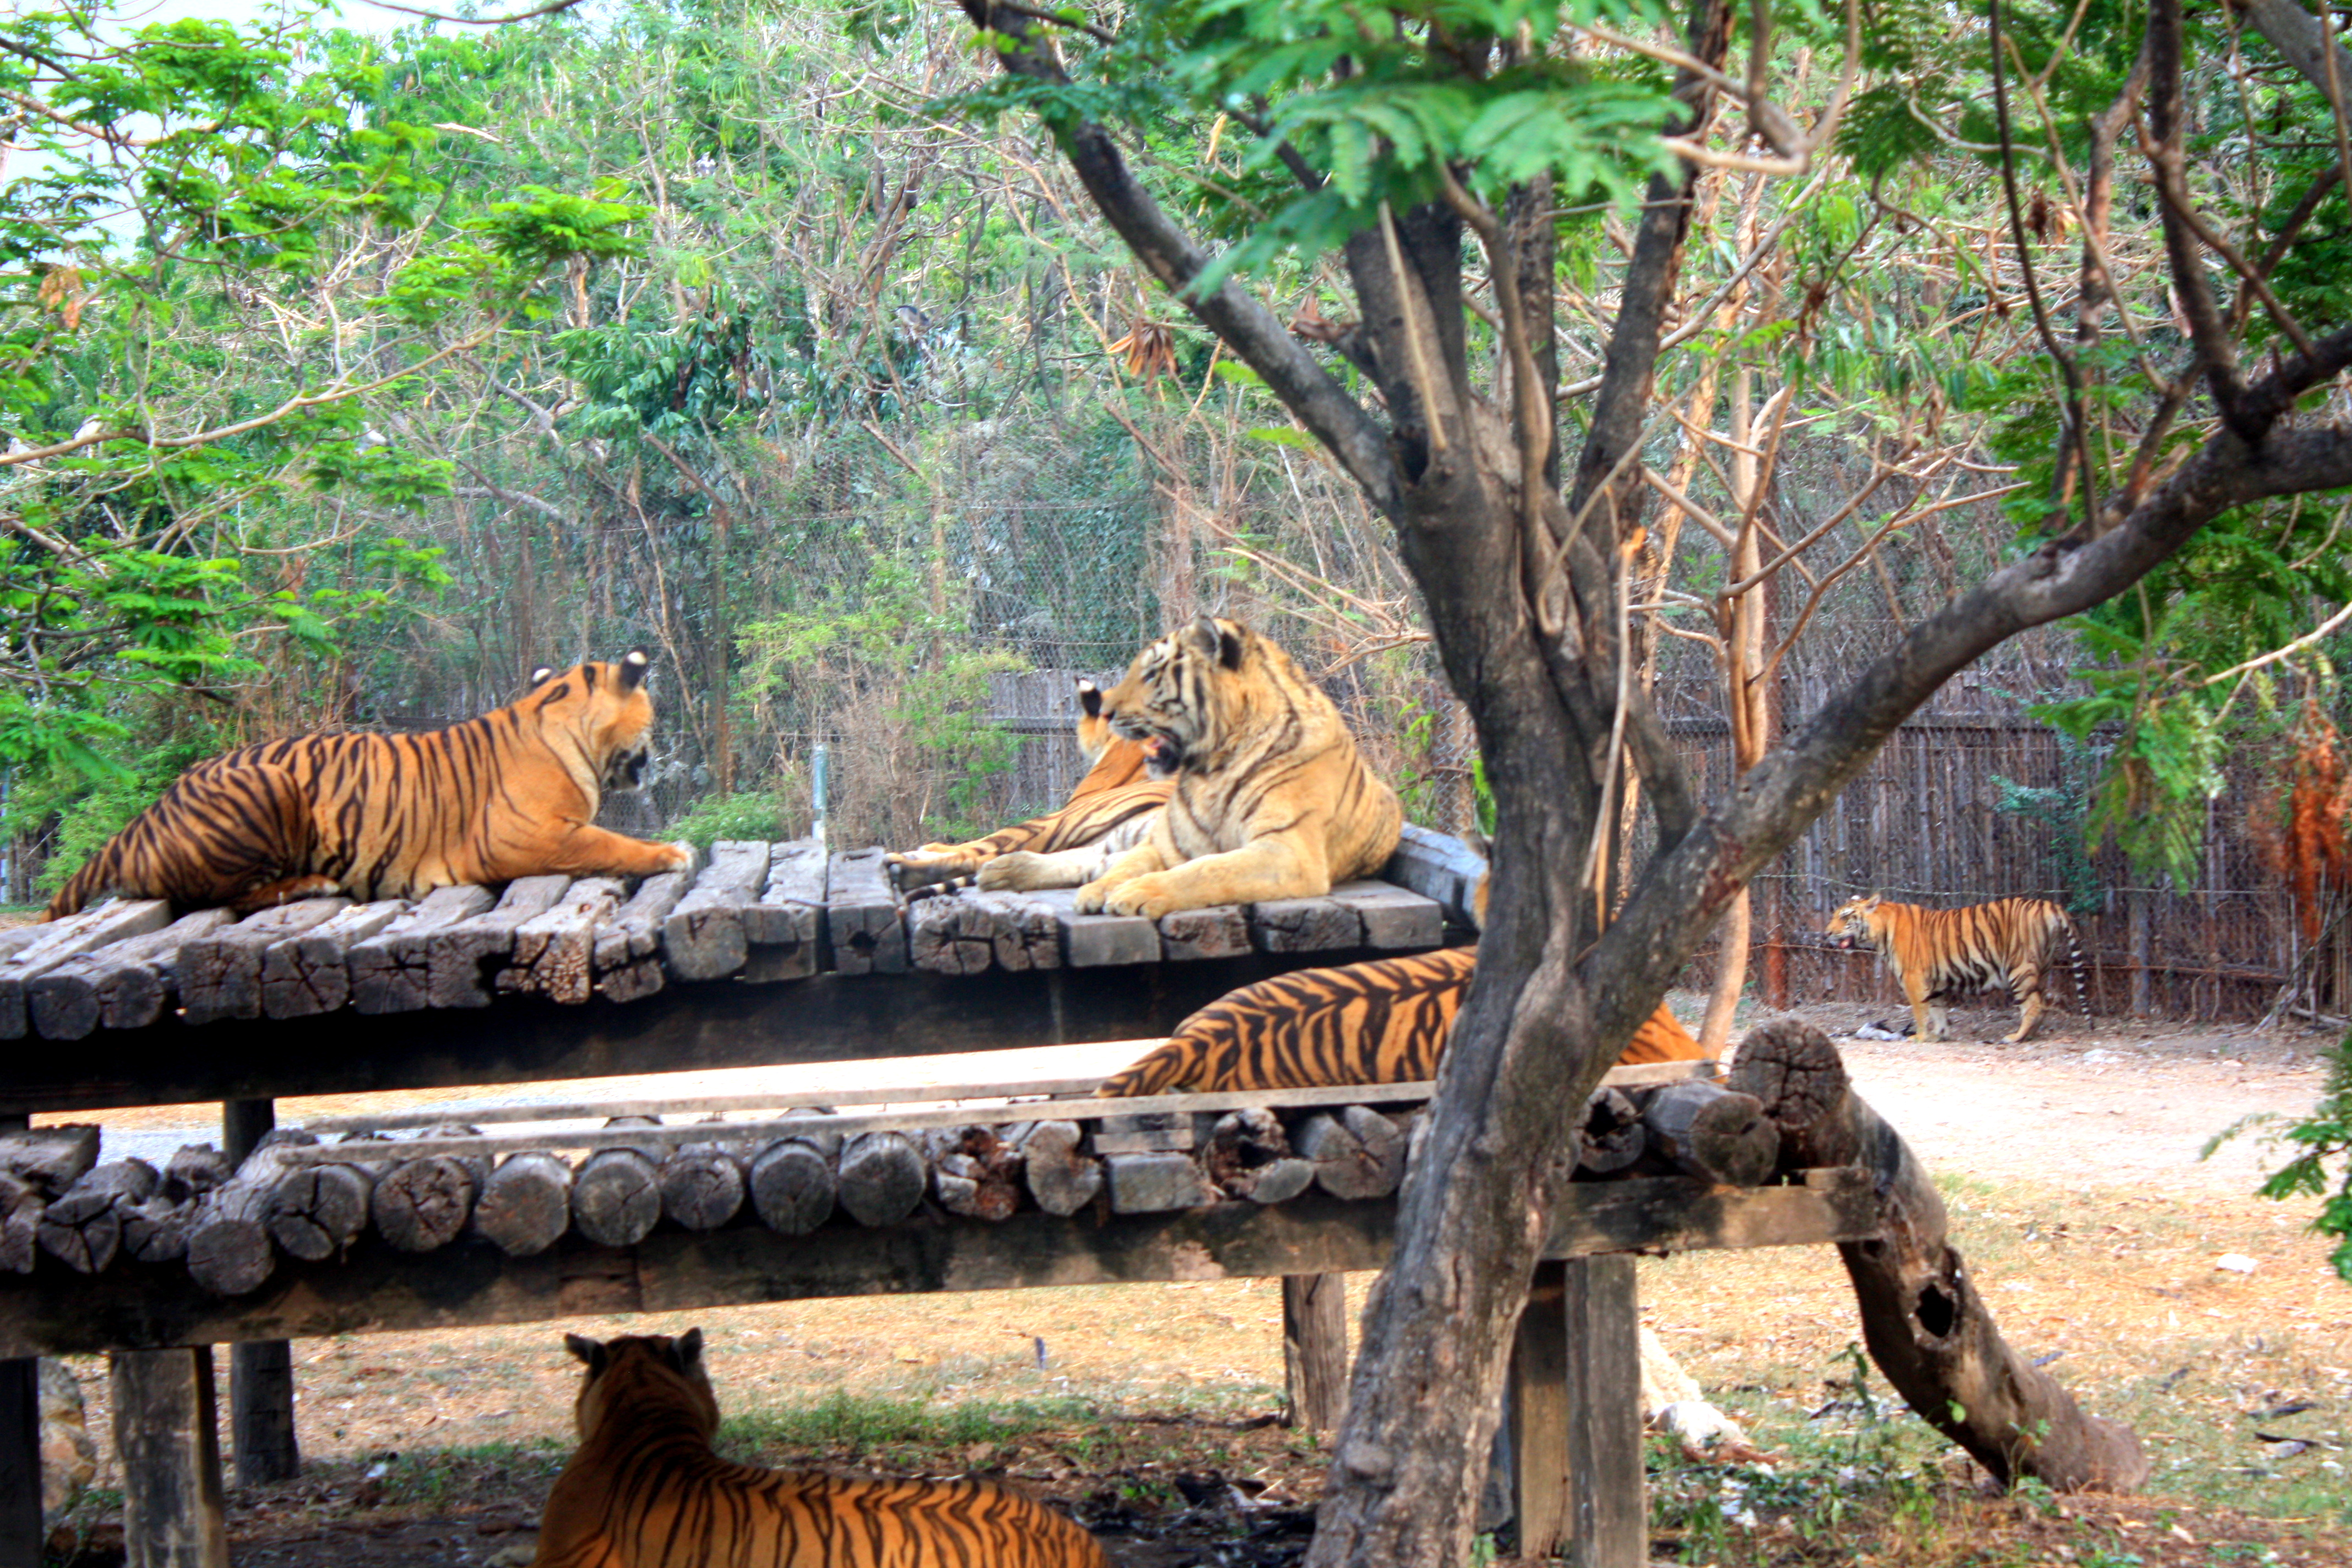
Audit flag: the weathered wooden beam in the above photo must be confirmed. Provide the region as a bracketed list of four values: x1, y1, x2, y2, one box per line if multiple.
[0, 1126, 98, 1195]
[910, 892, 1061, 975]
[499, 879, 627, 1005]
[1325, 880, 1444, 951]
[0, 899, 172, 1037]
[180, 900, 353, 1026]
[1023, 889, 1158, 968]
[426, 876, 571, 1009]
[1641, 1081, 1779, 1188]
[1559, 1257, 1644, 1568]
[662, 843, 769, 983]
[590, 870, 692, 1002]
[1378, 824, 1484, 928]
[347, 886, 497, 1014]
[1159, 904, 1250, 961]
[257, 902, 406, 1020]
[0, 1173, 1880, 1358]
[37, 1158, 158, 1274]
[110, 1347, 227, 1568]
[1249, 898, 1362, 954]
[28, 910, 235, 1040]
[826, 850, 907, 975]
[0, 1358, 38, 1568]
[1282, 1273, 1347, 1431]
[742, 841, 825, 983]
[224, 1101, 298, 1487]
[747, 1140, 835, 1234]
[473, 1151, 574, 1257]
[0, 950, 1441, 1115]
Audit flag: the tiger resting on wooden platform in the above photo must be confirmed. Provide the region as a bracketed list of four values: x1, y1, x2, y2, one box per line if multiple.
[533, 1329, 1107, 1568]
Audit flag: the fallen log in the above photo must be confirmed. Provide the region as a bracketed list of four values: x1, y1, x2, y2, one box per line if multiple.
[926, 1126, 1023, 1222]
[836, 1131, 925, 1226]
[660, 1134, 748, 1233]
[0, 1173, 37, 1273]
[473, 1151, 574, 1257]
[1639, 1081, 1779, 1189]
[267, 1135, 388, 1261]
[1735, 1017, 2150, 1492]
[1019, 1121, 1102, 1217]
[122, 1146, 235, 1265]
[371, 1129, 482, 1254]
[573, 1120, 664, 1248]
[1293, 1107, 1406, 1200]
[0, 1126, 99, 1197]
[38, 1158, 159, 1274]
[1575, 1089, 1646, 1175]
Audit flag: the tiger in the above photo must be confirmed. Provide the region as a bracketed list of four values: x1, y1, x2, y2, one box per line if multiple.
[1073, 615, 1403, 918]
[886, 679, 1172, 901]
[531, 1329, 1107, 1568]
[1097, 857, 1706, 1096]
[1823, 892, 2089, 1043]
[46, 651, 693, 919]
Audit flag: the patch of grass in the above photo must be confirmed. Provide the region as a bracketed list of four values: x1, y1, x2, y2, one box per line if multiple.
[719, 1389, 1102, 1461]
[313, 1439, 571, 1509]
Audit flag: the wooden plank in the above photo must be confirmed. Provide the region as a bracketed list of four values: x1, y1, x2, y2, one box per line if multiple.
[0, 1359, 38, 1568]
[0, 929, 49, 965]
[347, 886, 497, 1014]
[1025, 889, 1158, 968]
[179, 900, 353, 1027]
[661, 842, 770, 983]
[1511, 1260, 1571, 1559]
[1327, 880, 1445, 951]
[1561, 1255, 1644, 1568]
[826, 850, 907, 975]
[742, 841, 825, 983]
[1282, 1274, 1347, 1431]
[110, 1347, 227, 1568]
[26, 910, 235, 1040]
[909, 892, 1060, 975]
[499, 879, 627, 1005]
[1379, 824, 1485, 928]
[0, 1174, 1879, 1358]
[590, 869, 691, 1003]
[1158, 903, 1250, 961]
[0, 900, 172, 1037]
[1249, 897, 1362, 954]
[425, 876, 571, 1010]
[229, 1342, 297, 1487]
[257, 901, 406, 1020]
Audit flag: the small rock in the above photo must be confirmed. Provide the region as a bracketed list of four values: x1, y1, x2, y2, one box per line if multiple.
[39, 1361, 95, 1527]
[2215, 1254, 2259, 1275]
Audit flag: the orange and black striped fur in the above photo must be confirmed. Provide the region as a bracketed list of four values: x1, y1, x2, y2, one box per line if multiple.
[887, 679, 1171, 900]
[1074, 616, 1402, 919]
[1825, 892, 2088, 1043]
[1098, 865, 1705, 1096]
[532, 1330, 1107, 1568]
[47, 651, 692, 918]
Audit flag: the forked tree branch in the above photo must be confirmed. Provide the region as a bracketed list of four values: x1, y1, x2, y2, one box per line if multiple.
[959, 1, 1399, 511]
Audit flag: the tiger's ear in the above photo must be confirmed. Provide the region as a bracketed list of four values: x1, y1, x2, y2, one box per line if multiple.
[565, 1333, 606, 1372]
[673, 1327, 704, 1371]
[527, 665, 557, 690]
[618, 647, 652, 693]
[1076, 679, 1102, 718]
[1189, 614, 1243, 669]
[1860, 894, 1882, 911]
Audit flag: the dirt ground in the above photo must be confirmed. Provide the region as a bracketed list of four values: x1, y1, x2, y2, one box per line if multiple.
[37, 995, 2352, 1565]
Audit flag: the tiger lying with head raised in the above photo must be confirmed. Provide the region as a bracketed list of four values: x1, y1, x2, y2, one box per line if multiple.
[1825, 892, 2088, 1043]
[1099, 858, 1706, 1095]
[886, 679, 1172, 901]
[47, 651, 692, 918]
[532, 1329, 1107, 1568]
[1073, 615, 1402, 918]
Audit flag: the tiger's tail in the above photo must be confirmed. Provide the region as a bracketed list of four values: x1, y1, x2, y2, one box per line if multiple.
[2060, 911, 2089, 1015]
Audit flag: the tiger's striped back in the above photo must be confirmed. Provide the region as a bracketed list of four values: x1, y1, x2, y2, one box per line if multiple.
[1825, 892, 2087, 1044]
[533, 1331, 1107, 1568]
[1097, 947, 1703, 1097]
[47, 652, 690, 918]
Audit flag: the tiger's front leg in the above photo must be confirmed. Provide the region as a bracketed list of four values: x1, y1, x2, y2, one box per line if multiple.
[2007, 979, 2045, 1043]
[1904, 981, 1945, 1042]
[531, 823, 696, 880]
[1088, 835, 1326, 921]
[1074, 840, 1171, 914]
[979, 846, 1103, 892]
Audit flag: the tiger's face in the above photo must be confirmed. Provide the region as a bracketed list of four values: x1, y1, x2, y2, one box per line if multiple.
[1825, 894, 1883, 950]
[1099, 615, 1251, 778]
[565, 1329, 717, 1442]
[526, 649, 662, 795]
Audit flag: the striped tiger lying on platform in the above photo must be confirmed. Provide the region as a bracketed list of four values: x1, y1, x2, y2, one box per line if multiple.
[1824, 892, 2088, 1043]
[887, 678, 1171, 901]
[1098, 861, 1705, 1096]
[531, 1330, 1108, 1568]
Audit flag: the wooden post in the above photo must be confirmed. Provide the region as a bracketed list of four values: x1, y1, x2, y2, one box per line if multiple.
[0, 1357, 40, 1568]
[1561, 1255, 1645, 1568]
[1508, 1260, 1571, 1559]
[224, 1099, 297, 1485]
[110, 1347, 226, 1568]
[1281, 1273, 1347, 1431]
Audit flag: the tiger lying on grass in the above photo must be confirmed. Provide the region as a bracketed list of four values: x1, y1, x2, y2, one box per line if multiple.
[531, 1330, 1108, 1568]
[47, 651, 692, 918]
[1824, 892, 2088, 1043]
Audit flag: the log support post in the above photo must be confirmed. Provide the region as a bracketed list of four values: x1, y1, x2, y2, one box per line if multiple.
[0, 1357, 40, 1568]
[1281, 1272, 1348, 1431]
[224, 1099, 298, 1485]
[111, 1347, 227, 1568]
[1510, 1256, 1643, 1568]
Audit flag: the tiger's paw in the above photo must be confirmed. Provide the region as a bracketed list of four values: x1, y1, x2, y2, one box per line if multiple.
[1090, 874, 1191, 920]
[661, 840, 698, 874]
[977, 852, 1058, 891]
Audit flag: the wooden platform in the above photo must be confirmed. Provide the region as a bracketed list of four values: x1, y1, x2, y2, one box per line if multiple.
[0, 827, 1476, 1115]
